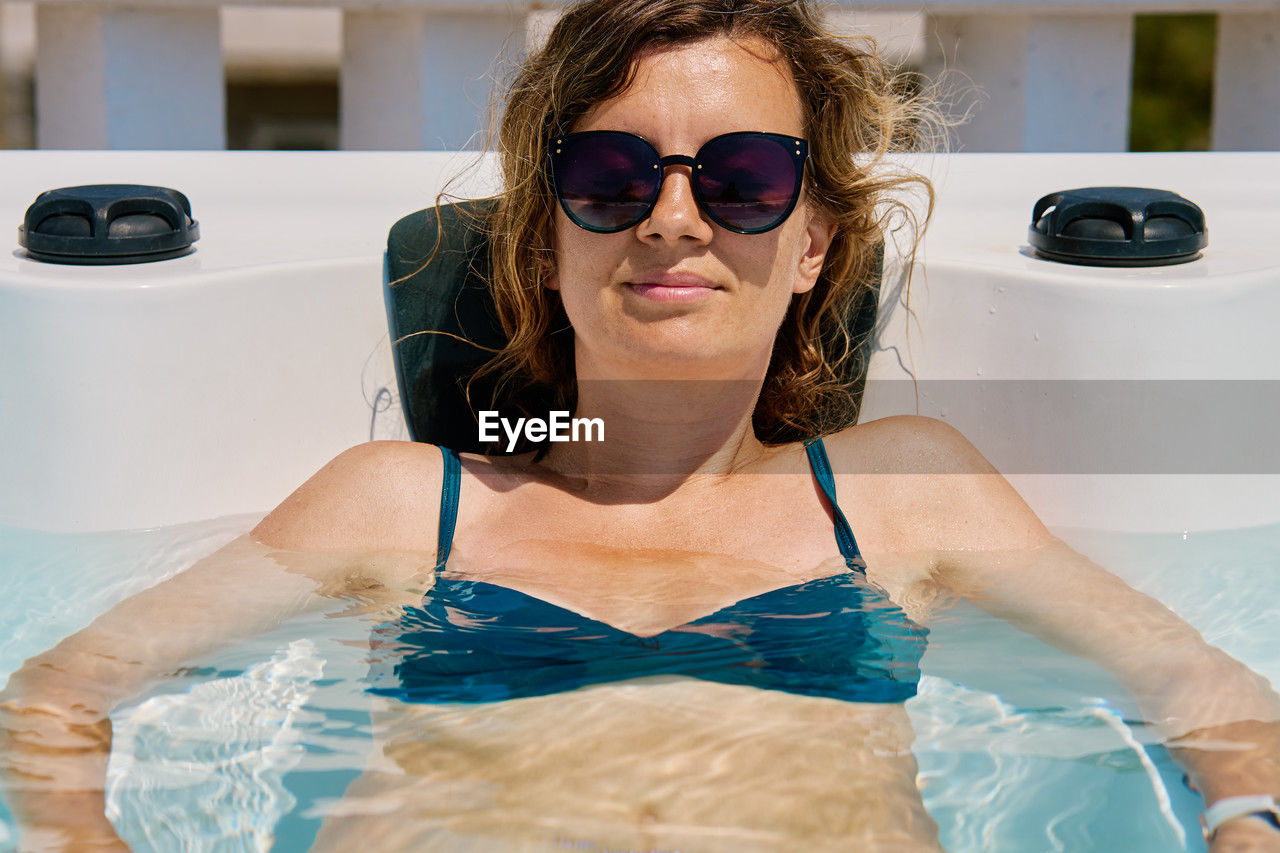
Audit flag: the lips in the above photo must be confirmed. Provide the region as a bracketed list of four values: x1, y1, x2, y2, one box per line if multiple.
[625, 271, 720, 303]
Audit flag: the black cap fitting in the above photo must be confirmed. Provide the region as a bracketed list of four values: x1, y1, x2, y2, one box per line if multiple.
[1028, 186, 1206, 267]
[19, 184, 199, 265]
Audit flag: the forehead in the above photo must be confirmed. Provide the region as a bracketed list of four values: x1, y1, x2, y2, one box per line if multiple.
[577, 35, 805, 140]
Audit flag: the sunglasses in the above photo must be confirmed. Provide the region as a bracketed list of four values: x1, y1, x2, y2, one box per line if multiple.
[549, 131, 809, 235]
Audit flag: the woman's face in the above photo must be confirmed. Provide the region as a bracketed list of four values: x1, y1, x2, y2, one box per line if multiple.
[548, 35, 834, 381]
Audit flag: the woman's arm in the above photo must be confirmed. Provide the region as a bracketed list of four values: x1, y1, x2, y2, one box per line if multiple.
[0, 440, 441, 851]
[834, 417, 1280, 848]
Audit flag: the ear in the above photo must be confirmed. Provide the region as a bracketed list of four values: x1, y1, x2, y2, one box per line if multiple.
[793, 210, 835, 295]
[538, 251, 559, 291]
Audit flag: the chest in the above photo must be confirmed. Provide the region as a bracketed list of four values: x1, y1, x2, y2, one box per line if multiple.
[440, 469, 938, 634]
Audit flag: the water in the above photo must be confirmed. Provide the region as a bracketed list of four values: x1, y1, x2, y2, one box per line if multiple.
[1, 518, 1277, 851]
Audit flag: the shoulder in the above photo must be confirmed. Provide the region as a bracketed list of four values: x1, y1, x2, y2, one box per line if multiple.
[822, 416, 1053, 552]
[251, 440, 446, 552]
[824, 414, 995, 476]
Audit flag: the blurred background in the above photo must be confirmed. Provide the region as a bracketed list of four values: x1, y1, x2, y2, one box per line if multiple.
[0, 3, 1232, 152]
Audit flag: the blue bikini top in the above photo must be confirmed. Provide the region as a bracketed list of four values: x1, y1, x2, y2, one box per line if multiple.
[366, 439, 927, 705]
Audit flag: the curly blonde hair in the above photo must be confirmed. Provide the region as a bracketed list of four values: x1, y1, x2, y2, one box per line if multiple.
[478, 0, 937, 442]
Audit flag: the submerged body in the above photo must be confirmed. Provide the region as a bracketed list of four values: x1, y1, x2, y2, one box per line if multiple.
[291, 431, 954, 851]
[319, 673, 931, 850]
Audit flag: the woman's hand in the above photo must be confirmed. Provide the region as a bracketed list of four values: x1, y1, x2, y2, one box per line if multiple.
[0, 694, 124, 851]
[5, 792, 129, 852]
[1209, 818, 1280, 852]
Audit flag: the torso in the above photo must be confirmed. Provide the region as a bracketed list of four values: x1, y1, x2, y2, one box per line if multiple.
[297, 422, 959, 851]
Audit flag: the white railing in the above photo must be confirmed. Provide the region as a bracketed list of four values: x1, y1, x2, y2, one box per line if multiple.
[14, 0, 1280, 151]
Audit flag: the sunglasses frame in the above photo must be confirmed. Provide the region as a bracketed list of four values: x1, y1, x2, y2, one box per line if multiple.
[549, 130, 810, 235]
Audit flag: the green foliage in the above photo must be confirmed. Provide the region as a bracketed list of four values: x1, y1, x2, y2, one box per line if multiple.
[1129, 14, 1216, 151]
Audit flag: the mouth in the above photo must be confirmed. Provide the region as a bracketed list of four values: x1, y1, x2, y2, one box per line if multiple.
[625, 272, 721, 303]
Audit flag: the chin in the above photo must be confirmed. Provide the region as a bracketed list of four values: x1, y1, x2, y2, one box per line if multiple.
[614, 342, 761, 382]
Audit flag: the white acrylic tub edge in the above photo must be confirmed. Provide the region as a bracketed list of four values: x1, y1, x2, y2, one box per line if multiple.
[0, 256, 408, 531]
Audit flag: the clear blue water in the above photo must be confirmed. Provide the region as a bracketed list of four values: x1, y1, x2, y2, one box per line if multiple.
[1, 517, 1277, 851]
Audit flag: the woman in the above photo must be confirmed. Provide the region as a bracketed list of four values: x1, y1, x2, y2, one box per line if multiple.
[4, 0, 1279, 849]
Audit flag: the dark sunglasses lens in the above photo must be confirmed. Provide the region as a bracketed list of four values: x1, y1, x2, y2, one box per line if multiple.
[553, 134, 659, 231]
[696, 135, 801, 232]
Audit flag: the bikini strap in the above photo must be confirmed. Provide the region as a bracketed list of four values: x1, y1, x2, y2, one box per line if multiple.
[804, 437, 866, 571]
[435, 445, 461, 571]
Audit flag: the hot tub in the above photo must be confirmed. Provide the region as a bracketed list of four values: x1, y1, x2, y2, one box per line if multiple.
[1, 151, 1278, 851]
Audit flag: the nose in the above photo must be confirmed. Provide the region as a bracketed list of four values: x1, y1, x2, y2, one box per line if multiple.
[638, 163, 714, 247]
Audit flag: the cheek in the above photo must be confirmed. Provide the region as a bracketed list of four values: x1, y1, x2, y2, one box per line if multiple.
[717, 229, 785, 287]
[731, 221, 810, 296]
[549, 217, 626, 315]
[549, 216, 594, 293]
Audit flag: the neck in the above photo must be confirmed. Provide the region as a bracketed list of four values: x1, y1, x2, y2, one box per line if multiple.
[539, 376, 771, 489]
